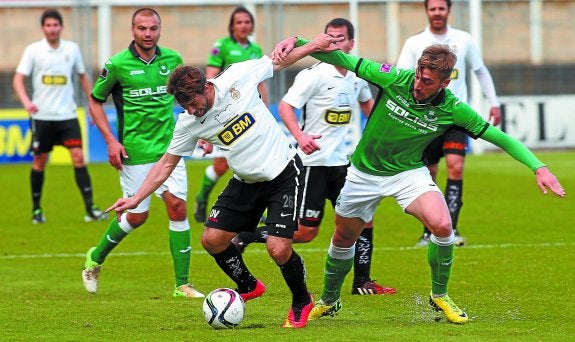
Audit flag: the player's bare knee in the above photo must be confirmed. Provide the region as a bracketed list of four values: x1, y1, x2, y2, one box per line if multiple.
[126, 212, 148, 228]
[266, 238, 291, 264]
[427, 220, 452, 238]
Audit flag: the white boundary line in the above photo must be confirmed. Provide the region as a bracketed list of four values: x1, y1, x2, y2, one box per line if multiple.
[1, 241, 571, 260]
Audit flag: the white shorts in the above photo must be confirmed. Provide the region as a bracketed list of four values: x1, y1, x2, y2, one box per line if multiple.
[120, 158, 188, 213]
[335, 165, 442, 222]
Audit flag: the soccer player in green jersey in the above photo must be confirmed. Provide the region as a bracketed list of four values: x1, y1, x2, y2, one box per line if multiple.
[272, 35, 565, 324]
[194, 6, 269, 223]
[81, 8, 203, 299]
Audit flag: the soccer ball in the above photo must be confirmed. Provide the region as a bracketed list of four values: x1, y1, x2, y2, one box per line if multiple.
[202, 288, 245, 329]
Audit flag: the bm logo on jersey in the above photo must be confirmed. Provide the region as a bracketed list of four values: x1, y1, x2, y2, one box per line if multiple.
[324, 109, 352, 125]
[218, 113, 255, 145]
[42, 75, 67, 85]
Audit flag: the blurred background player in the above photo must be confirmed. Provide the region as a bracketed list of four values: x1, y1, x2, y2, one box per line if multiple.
[396, 0, 502, 247]
[232, 18, 396, 296]
[194, 6, 269, 223]
[13, 8, 107, 224]
[81, 8, 203, 299]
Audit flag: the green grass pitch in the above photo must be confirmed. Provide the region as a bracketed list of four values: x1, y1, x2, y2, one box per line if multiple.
[1, 151, 573, 341]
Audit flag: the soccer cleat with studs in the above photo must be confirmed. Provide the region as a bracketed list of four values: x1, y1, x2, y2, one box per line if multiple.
[82, 247, 101, 293]
[308, 298, 342, 321]
[283, 294, 314, 328]
[429, 292, 469, 324]
[84, 206, 108, 222]
[173, 284, 205, 298]
[32, 208, 46, 224]
[237, 279, 266, 302]
[352, 280, 397, 295]
[194, 201, 207, 223]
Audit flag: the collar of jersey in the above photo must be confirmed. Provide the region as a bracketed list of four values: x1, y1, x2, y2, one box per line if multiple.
[128, 40, 161, 64]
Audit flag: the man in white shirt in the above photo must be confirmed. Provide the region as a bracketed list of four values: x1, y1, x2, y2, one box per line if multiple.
[105, 37, 342, 328]
[396, 0, 501, 247]
[13, 8, 106, 224]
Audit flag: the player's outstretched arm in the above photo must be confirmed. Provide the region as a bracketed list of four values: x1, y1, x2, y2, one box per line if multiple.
[271, 34, 343, 71]
[106, 153, 183, 220]
[535, 167, 566, 197]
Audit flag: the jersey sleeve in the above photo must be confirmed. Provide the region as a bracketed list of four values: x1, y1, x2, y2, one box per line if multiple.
[207, 40, 225, 69]
[281, 67, 320, 109]
[224, 56, 273, 85]
[72, 43, 87, 75]
[166, 114, 199, 157]
[396, 38, 419, 69]
[15, 45, 34, 76]
[91, 59, 117, 102]
[357, 79, 373, 103]
[480, 125, 545, 172]
[451, 101, 490, 138]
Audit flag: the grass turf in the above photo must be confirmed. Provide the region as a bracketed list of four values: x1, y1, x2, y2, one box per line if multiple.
[0, 150, 573, 341]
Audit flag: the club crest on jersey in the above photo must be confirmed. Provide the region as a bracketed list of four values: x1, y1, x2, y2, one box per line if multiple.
[99, 67, 109, 79]
[218, 113, 255, 146]
[159, 65, 170, 76]
[324, 109, 352, 125]
[424, 109, 438, 122]
[379, 63, 392, 73]
[229, 87, 240, 100]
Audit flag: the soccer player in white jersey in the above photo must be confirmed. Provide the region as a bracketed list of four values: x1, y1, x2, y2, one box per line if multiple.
[232, 18, 396, 296]
[105, 38, 342, 328]
[396, 0, 502, 247]
[13, 9, 107, 224]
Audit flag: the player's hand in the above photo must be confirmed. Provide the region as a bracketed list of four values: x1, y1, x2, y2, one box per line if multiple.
[198, 139, 213, 156]
[296, 133, 322, 155]
[106, 197, 139, 221]
[489, 106, 502, 126]
[535, 167, 566, 197]
[25, 102, 38, 115]
[107, 140, 128, 171]
[310, 33, 344, 52]
[272, 37, 298, 61]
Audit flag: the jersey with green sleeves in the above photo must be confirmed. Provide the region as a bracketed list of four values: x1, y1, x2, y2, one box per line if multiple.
[308, 51, 487, 176]
[91, 42, 183, 165]
[207, 36, 264, 70]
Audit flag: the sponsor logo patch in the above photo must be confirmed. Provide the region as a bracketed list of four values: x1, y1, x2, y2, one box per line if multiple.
[218, 113, 255, 146]
[379, 63, 392, 73]
[42, 75, 67, 85]
[324, 109, 352, 125]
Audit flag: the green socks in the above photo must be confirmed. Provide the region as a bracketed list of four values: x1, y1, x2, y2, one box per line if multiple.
[169, 228, 191, 287]
[427, 240, 454, 295]
[92, 220, 128, 264]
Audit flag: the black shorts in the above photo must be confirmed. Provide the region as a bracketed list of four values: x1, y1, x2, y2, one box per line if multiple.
[30, 118, 83, 154]
[205, 155, 304, 239]
[299, 164, 348, 227]
[422, 127, 467, 165]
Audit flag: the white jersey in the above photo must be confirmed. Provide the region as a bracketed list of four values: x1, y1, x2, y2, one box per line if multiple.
[396, 25, 485, 103]
[15, 38, 86, 121]
[281, 62, 372, 166]
[167, 56, 296, 183]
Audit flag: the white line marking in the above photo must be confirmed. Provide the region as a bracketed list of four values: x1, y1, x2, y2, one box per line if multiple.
[1, 242, 572, 260]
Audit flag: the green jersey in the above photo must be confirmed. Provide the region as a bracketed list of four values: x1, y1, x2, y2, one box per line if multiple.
[207, 36, 263, 70]
[91, 42, 183, 165]
[302, 44, 544, 176]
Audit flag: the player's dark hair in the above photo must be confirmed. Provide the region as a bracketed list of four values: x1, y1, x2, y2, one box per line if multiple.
[168, 66, 207, 107]
[132, 8, 161, 26]
[417, 44, 457, 80]
[41, 9, 63, 26]
[424, 0, 452, 9]
[228, 6, 255, 36]
[324, 18, 355, 40]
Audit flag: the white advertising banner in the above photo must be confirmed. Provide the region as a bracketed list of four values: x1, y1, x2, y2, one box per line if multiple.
[473, 95, 575, 152]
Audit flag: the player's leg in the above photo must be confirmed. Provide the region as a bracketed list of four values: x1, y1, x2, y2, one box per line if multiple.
[82, 164, 152, 293]
[203, 177, 266, 300]
[160, 160, 203, 298]
[442, 130, 467, 246]
[402, 169, 467, 324]
[262, 156, 312, 328]
[29, 119, 51, 223]
[194, 155, 228, 222]
[310, 165, 382, 320]
[416, 136, 444, 246]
